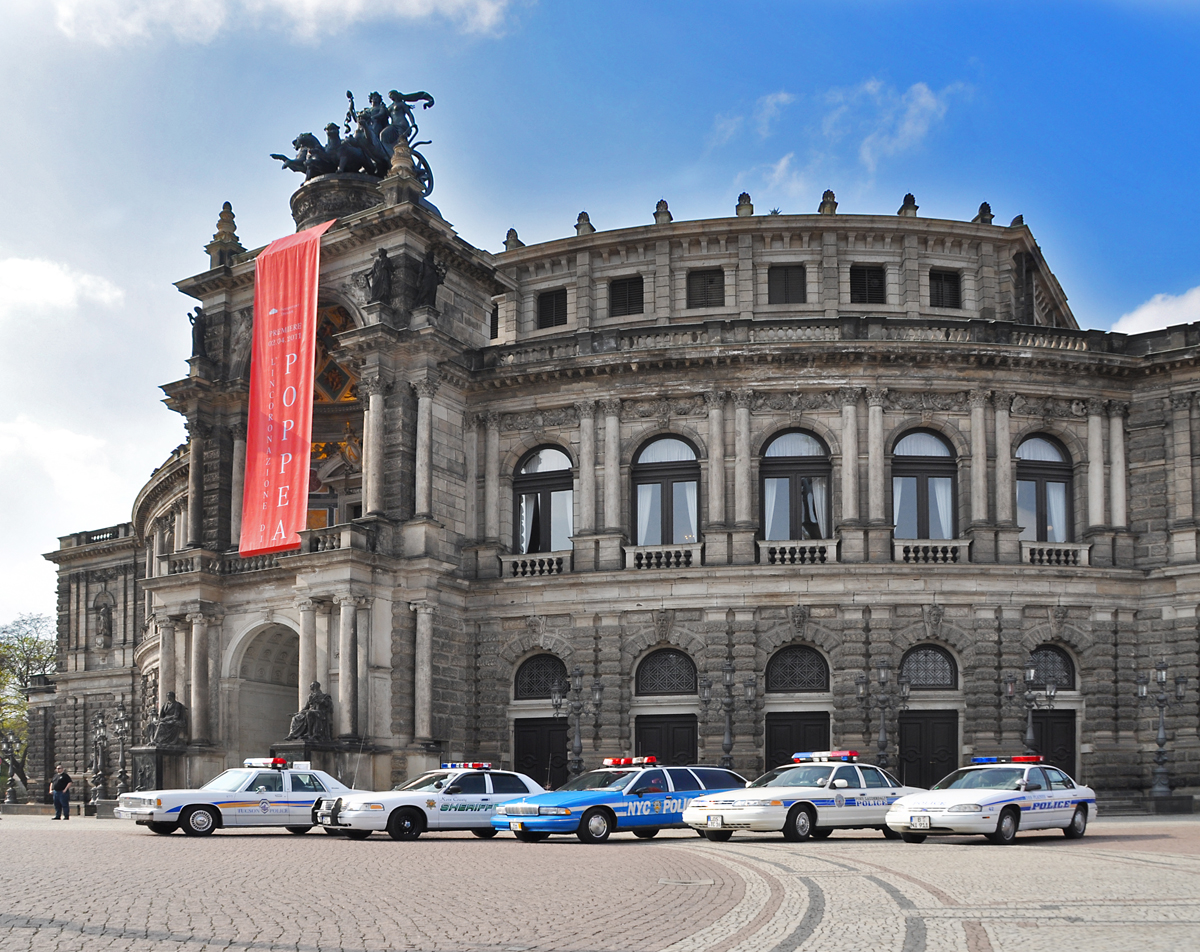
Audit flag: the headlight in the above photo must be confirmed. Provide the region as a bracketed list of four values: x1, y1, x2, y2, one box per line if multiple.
[495, 805, 508, 815]
[947, 804, 983, 813]
[741, 800, 784, 807]
[345, 802, 384, 811]
[538, 806, 572, 815]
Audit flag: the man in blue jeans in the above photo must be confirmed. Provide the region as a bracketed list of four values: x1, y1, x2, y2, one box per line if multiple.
[50, 764, 72, 819]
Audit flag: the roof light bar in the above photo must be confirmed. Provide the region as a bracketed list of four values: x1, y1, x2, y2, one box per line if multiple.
[792, 750, 859, 763]
[970, 755, 1044, 764]
[243, 757, 289, 769]
[603, 757, 636, 767]
[440, 762, 493, 770]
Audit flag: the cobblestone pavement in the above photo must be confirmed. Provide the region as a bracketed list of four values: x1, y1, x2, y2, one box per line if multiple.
[2, 816, 1198, 952]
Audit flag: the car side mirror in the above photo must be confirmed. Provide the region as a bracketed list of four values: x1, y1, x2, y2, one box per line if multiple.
[831, 779, 849, 789]
[254, 786, 267, 793]
[433, 781, 443, 789]
[745, 781, 753, 788]
[1024, 781, 1042, 791]
[444, 785, 462, 795]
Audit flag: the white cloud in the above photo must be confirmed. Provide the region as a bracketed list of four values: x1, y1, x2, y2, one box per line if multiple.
[51, 0, 510, 44]
[754, 91, 794, 138]
[707, 112, 744, 150]
[1112, 285, 1200, 335]
[764, 151, 807, 198]
[0, 257, 123, 321]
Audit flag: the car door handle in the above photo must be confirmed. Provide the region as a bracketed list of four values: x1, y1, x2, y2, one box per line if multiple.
[481, 798, 489, 801]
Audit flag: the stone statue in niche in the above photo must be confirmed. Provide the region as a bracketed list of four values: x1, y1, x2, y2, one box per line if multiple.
[366, 248, 392, 304]
[146, 692, 188, 747]
[228, 309, 252, 380]
[95, 603, 112, 649]
[414, 248, 446, 309]
[286, 682, 334, 741]
[188, 307, 208, 359]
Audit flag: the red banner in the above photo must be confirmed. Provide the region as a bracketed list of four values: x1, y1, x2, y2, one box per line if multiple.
[239, 220, 335, 556]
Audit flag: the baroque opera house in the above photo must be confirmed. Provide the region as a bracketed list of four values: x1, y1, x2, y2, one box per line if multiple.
[28, 90, 1200, 806]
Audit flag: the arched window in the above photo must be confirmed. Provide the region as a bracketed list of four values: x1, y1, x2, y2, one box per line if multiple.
[632, 438, 700, 546]
[1016, 436, 1073, 543]
[514, 654, 569, 700]
[513, 447, 574, 554]
[636, 649, 697, 695]
[900, 645, 958, 690]
[892, 430, 957, 540]
[761, 431, 831, 541]
[1030, 645, 1075, 691]
[766, 645, 829, 692]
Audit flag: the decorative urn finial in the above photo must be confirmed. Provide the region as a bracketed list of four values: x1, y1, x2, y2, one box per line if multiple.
[818, 189, 838, 215]
[204, 202, 244, 268]
[654, 199, 673, 225]
[575, 211, 595, 235]
[736, 192, 754, 217]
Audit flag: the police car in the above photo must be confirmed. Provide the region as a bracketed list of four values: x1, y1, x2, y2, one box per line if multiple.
[682, 750, 923, 842]
[314, 763, 545, 840]
[490, 757, 747, 843]
[113, 758, 351, 836]
[885, 756, 1098, 844]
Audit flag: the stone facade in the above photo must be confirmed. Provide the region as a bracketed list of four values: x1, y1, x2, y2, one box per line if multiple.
[37, 176, 1200, 800]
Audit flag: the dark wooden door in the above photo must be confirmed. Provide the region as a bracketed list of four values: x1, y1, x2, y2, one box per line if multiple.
[898, 711, 958, 789]
[513, 718, 569, 790]
[764, 712, 831, 770]
[1033, 711, 1077, 776]
[635, 715, 698, 766]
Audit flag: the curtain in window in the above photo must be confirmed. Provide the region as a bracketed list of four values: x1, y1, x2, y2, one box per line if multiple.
[893, 476, 906, 528]
[637, 484, 659, 545]
[675, 481, 698, 544]
[519, 493, 539, 553]
[763, 477, 783, 540]
[550, 490, 573, 551]
[810, 477, 828, 538]
[1016, 480, 1038, 542]
[930, 477, 953, 540]
[1046, 482, 1067, 544]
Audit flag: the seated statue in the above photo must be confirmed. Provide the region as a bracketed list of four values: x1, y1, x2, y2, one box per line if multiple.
[287, 681, 334, 741]
[147, 692, 187, 747]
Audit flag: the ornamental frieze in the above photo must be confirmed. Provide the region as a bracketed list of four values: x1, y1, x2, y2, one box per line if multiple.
[499, 405, 580, 432]
[619, 394, 707, 424]
[751, 390, 839, 412]
[885, 390, 969, 412]
[1010, 394, 1089, 418]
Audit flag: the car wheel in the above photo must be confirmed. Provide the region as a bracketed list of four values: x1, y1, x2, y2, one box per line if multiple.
[387, 808, 424, 841]
[577, 808, 615, 844]
[1063, 806, 1088, 839]
[471, 828, 498, 839]
[810, 828, 833, 839]
[703, 830, 733, 842]
[880, 826, 902, 840]
[180, 806, 217, 837]
[285, 826, 311, 835]
[322, 827, 344, 835]
[633, 828, 660, 839]
[901, 832, 927, 844]
[147, 822, 176, 835]
[514, 829, 550, 843]
[986, 808, 1020, 845]
[782, 805, 815, 842]
[343, 829, 371, 840]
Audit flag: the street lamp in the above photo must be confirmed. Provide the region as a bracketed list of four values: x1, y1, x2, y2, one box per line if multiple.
[1003, 654, 1057, 756]
[112, 703, 131, 796]
[551, 665, 603, 777]
[1136, 657, 1188, 798]
[90, 711, 108, 804]
[855, 659, 910, 769]
[0, 730, 19, 804]
[699, 661, 757, 769]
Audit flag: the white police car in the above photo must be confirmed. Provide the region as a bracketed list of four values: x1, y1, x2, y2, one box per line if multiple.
[315, 763, 545, 840]
[683, 750, 923, 842]
[113, 758, 351, 836]
[885, 756, 1098, 844]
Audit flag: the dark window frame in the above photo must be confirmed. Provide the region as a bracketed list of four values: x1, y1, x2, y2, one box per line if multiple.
[631, 437, 702, 546]
[760, 430, 832, 541]
[512, 445, 574, 554]
[767, 265, 807, 304]
[687, 269, 726, 309]
[929, 269, 962, 309]
[489, 303, 499, 339]
[850, 265, 887, 304]
[609, 275, 645, 317]
[514, 653, 569, 700]
[891, 429, 958, 540]
[635, 648, 698, 696]
[537, 288, 568, 329]
[1015, 436, 1074, 543]
[765, 644, 830, 693]
[1030, 644, 1076, 691]
[900, 644, 959, 690]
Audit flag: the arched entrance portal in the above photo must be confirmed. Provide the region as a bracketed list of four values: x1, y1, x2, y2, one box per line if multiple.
[232, 626, 299, 764]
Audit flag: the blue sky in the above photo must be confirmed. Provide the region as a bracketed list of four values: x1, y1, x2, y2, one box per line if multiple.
[2, 0, 1199, 620]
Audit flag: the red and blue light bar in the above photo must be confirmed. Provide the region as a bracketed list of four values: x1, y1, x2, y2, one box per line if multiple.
[792, 750, 858, 763]
[441, 762, 492, 770]
[602, 756, 657, 767]
[971, 755, 1043, 764]
[244, 757, 289, 769]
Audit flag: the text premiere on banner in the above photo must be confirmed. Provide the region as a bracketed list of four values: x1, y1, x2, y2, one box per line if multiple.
[239, 220, 335, 556]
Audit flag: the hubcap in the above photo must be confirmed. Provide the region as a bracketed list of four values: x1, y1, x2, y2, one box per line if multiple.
[587, 814, 608, 837]
[1073, 811, 1085, 831]
[1001, 814, 1015, 838]
[795, 811, 810, 836]
[191, 811, 212, 832]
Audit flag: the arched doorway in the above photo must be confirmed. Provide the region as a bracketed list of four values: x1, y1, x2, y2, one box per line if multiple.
[232, 626, 300, 764]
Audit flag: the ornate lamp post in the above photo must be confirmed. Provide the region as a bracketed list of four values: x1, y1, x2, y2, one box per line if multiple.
[112, 704, 131, 796]
[1136, 657, 1188, 798]
[1003, 654, 1057, 756]
[699, 661, 757, 769]
[855, 659, 910, 769]
[90, 710, 108, 804]
[0, 730, 19, 804]
[550, 665, 603, 777]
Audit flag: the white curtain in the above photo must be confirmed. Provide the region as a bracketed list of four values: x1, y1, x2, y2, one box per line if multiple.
[811, 477, 828, 538]
[677, 481, 698, 544]
[520, 494, 536, 553]
[551, 490, 573, 551]
[637, 484, 657, 545]
[931, 477, 953, 540]
[893, 477, 906, 528]
[763, 477, 780, 540]
[1046, 482, 1067, 543]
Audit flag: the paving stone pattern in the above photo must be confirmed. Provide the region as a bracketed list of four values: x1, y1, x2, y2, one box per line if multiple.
[1, 817, 1198, 952]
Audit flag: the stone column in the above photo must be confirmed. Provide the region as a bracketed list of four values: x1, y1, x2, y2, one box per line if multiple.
[464, 414, 480, 542]
[838, 388, 864, 560]
[966, 390, 995, 562]
[316, 601, 332, 691]
[1087, 398, 1107, 529]
[993, 391, 1019, 562]
[356, 598, 372, 739]
[411, 601, 435, 743]
[186, 613, 210, 745]
[484, 411, 500, 542]
[362, 376, 387, 515]
[704, 391, 726, 528]
[155, 616, 176, 710]
[1109, 401, 1132, 566]
[335, 595, 358, 738]
[731, 390, 755, 564]
[577, 401, 597, 533]
[173, 502, 186, 553]
[297, 599, 317, 707]
[229, 422, 246, 547]
[601, 399, 622, 530]
[865, 389, 890, 561]
[1169, 392, 1196, 563]
[413, 377, 439, 518]
[185, 421, 207, 548]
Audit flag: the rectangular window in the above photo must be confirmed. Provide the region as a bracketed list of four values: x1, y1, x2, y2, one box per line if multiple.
[929, 270, 962, 309]
[489, 304, 499, 339]
[537, 288, 568, 329]
[637, 483, 662, 545]
[1016, 480, 1038, 542]
[550, 489, 573, 551]
[609, 276, 644, 316]
[687, 269, 725, 308]
[763, 477, 792, 540]
[893, 476, 919, 538]
[927, 477, 954, 540]
[768, 265, 807, 304]
[850, 265, 886, 304]
[672, 481, 698, 544]
[1045, 481, 1067, 543]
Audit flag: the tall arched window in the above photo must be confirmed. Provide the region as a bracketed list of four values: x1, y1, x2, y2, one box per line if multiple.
[514, 654, 569, 699]
[1016, 436, 1073, 543]
[892, 430, 957, 540]
[766, 645, 829, 692]
[1030, 645, 1075, 691]
[635, 649, 697, 695]
[761, 431, 831, 541]
[900, 645, 958, 690]
[513, 447, 574, 553]
[632, 438, 700, 546]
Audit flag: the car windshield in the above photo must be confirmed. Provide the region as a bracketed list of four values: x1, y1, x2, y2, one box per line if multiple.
[395, 772, 451, 792]
[556, 769, 638, 792]
[932, 767, 1026, 790]
[748, 765, 833, 788]
[200, 769, 255, 792]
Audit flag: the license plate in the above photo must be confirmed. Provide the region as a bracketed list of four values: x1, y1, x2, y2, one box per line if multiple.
[510, 821, 523, 831]
[318, 816, 330, 824]
[707, 815, 723, 828]
[910, 815, 930, 830]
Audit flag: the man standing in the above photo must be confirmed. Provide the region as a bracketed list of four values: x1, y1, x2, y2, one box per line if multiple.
[50, 765, 72, 820]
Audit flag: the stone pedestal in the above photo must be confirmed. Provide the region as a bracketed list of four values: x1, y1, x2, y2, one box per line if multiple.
[865, 524, 894, 562]
[361, 300, 397, 327]
[1113, 528, 1135, 567]
[595, 532, 626, 571]
[966, 523, 997, 563]
[837, 522, 866, 563]
[270, 739, 343, 776]
[995, 525, 1022, 564]
[730, 528, 757, 566]
[270, 739, 391, 791]
[184, 747, 226, 789]
[289, 173, 382, 231]
[130, 745, 186, 792]
[1085, 528, 1116, 568]
[410, 305, 439, 330]
[402, 517, 443, 560]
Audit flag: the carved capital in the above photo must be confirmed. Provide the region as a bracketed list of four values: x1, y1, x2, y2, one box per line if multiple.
[992, 391, 1015, 413]
[574, 399, 596, 421]
[1086, 397, 1108, 416]
[968, 389, 991, 409]
[229, 422, 247, 441]
[360, 374, 388, 398]
[732, 389, 754, 410]
[413, 376, 441, 400]
[409, 600, 435, 616]
[838, 387, 863, 408]
[185, 420, 212, 442]
[866, 388, 889, 408]
[703, 389, 726, 410]
[295, 598, 316, 613]
[1170, 392, 1194, 412]
[1107, 400, 1130, 419]
[599, 398, 622, 417]
[185, 612, 208, 626]
[484, 410, 501, 430]
[465, 412, 483, 431]
[152, 614, 176, 632]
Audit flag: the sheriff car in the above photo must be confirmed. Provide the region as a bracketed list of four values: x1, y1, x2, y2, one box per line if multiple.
[490, 757, 747, 843]
[315, 763, 545, 839]
[113, 758, 352, 836]
[885, 756, 1098, 844]
[682, 750, 923, 842]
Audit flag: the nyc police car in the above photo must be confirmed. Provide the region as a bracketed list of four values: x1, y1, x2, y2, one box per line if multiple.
[885, 756, 1098, 844]
[315, 763, 544, 840]
[490, 757, 746, 843]
[683, 750, 923, 841]
[113, 758, 351, 836]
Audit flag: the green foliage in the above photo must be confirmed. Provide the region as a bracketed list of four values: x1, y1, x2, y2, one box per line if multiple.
[1, 614, 57, 750]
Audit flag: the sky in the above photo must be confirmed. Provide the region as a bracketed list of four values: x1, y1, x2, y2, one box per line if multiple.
[1, 0, 1199, 622]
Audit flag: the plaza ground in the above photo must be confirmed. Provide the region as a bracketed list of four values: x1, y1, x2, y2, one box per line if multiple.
[1, 815, 1197, 951]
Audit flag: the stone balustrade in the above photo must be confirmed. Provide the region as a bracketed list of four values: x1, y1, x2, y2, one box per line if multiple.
[894, 540, 969, 564]
[1021, 542, 1092, 567]
[499, 552, 572, 577]
[757, 540, 837, 565]
[624, 543, 704, 570]
[296, 523, 375, 554]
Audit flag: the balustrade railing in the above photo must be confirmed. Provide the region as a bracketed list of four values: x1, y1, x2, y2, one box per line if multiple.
[1021, 542, 1091, 567]
[499, 552, 572, 577]
[894, 540, 969, 564]
[757, 540, 837, 565]
[624, 543, 704, 570]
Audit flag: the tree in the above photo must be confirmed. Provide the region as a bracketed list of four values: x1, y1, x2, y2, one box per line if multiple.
[1, 614, 57, 785]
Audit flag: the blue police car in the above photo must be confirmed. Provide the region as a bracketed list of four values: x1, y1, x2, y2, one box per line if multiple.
[491, 757, 747, 843]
